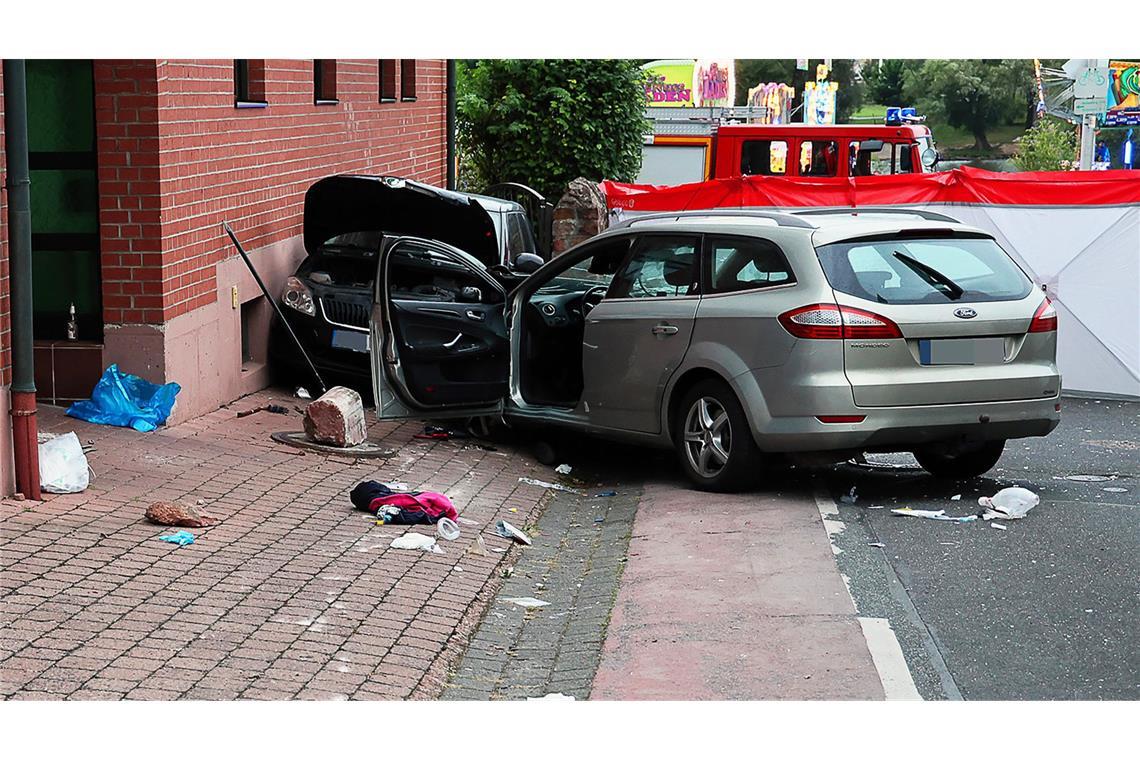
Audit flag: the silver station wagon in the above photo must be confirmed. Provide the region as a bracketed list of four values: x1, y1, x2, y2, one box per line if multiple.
[369, 208, 1061, 491]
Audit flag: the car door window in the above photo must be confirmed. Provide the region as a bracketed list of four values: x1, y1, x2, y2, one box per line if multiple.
[799, 141, 839, 176]
[708, 236, 796, 293]
[504, 212, 536, 258]
[388, 243, 502, 304]
[607, 235, 698, 299]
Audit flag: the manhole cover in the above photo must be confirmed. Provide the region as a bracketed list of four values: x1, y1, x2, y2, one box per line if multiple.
[1062, 474, 1116, 482]
[1083, 439, 1140, 452]
[271, 431, 396, 458]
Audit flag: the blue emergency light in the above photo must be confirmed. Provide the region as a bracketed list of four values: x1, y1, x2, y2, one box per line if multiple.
[885, 106, 923, 126]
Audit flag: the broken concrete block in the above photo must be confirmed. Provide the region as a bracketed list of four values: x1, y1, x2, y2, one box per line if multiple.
[145, 501, 218, 528]
[303, 386, 367, 447]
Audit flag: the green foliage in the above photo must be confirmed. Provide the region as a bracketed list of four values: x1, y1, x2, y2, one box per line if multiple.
[1013, 118, 1077, 171]
[456, 59, 648, 200]
[735, 60, 864, 122]
[863, 60, 922, 106]
[903, 60, 1034, 150]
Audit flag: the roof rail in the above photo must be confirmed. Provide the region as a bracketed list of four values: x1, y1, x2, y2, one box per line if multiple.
[791, 207, 962, 224]
[612, 209, 816, 230]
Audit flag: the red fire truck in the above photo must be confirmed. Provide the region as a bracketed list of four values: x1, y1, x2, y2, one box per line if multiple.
[637, 107, 940, 185]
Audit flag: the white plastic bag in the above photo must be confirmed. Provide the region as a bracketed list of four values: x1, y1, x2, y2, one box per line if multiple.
[39, 431, 90, 493]
[390, 532, 442, 553]
[978, 487, 1039, 519]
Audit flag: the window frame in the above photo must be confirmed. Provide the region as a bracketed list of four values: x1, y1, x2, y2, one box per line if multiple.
[400, 59, 417, 102]
[234, 59, 268, 108]
[740, 139, 788, 177]
[314, 59, 338, 105]
[379, 60, 398, 102]
[703, 234, 797, 296]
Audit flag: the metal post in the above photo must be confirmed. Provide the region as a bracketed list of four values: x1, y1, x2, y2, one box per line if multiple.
[3, 59, 41, 499]
[1079, 113, 1096, 170]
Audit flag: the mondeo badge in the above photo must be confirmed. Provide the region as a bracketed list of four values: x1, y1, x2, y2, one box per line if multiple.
[954, 308, 978, 319]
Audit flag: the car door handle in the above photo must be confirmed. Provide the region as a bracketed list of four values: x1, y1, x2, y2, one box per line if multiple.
[465, 310, 485, 322]
[651, 323, 679, 336]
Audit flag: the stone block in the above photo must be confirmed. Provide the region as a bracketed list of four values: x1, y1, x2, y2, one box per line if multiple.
[303, 386, 367, 447]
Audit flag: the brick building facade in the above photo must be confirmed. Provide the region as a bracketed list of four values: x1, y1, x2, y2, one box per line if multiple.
[0, 59, 449, 495]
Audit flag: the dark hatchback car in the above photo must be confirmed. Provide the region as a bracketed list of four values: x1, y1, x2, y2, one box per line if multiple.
[269, 175, 541, 389]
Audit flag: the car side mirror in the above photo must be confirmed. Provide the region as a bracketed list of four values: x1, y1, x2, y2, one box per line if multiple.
[512, 253, 543, 274]
[921, 147, 939, 168]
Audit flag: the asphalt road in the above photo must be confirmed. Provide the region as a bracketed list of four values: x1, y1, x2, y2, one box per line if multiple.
[547, 396, 1139, 700]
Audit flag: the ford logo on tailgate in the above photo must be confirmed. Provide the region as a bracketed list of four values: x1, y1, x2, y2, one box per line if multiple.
[954, 307, 978, 319]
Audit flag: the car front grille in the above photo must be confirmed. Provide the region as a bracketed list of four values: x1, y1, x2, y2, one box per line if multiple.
[320, 298, 370, 329]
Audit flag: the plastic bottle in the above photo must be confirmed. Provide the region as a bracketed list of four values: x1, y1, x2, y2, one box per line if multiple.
[66, 303, 78, 341]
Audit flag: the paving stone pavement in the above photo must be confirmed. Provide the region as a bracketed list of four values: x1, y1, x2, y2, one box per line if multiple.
[0, 390, 561, 700]
[442, 486, 639, 700]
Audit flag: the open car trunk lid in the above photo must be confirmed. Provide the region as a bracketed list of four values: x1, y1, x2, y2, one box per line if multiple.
[303, 175, 499, 267]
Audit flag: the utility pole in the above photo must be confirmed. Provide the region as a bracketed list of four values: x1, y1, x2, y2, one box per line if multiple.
[1079, 113, 1097, 171]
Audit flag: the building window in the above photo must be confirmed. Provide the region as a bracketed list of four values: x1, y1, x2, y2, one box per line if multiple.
[314, 59, 338, 105]
[234, 59, 267, 108]
[379, 60, 397, 102]
[400, 59, 417, 101]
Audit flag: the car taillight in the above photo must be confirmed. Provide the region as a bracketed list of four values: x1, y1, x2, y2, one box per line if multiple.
[779, 304, 902, 340]
[1028, 297, 1057, 333]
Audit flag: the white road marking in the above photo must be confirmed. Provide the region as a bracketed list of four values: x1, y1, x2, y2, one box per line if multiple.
[858, 617, 923, 700]
[814, 489, 923, 701]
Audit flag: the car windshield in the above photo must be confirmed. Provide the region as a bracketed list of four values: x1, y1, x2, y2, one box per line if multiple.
[815, 234, 1033, 304]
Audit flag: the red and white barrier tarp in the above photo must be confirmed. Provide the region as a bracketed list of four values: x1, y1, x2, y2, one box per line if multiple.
[600, 167, 1140, 399]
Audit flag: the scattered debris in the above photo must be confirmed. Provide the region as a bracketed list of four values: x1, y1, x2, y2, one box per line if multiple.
[991, 523, 1008, 531]
[868, 542, 886, 547]
[436, 517, 461, 541]
[840, 487, 858, 504]
[1103, 487, 1127, 493]
[594, 490, 617, 498]
[495, 519, 532, 545]
[950, 494, 962, 501]
[236, 403, 289, 418]
[594, 517, 605, 523]
[38, 431, 90, 494]
[866, 505, 885, 510]
[457, 516, 478, 526]
[502, 597, 549, 608]
[158, 530, 195, 546]
[501, 566, 513, 578]
[304, 386, 367, 447]
[518, 477, 583, 494]
[978, 487, 1039, 520]
[891, 508, 977, 523]
[389, 533, 443, 553]
[414, 424, 470, 441]
[145, 501, 218, 528]
[384, 481, 410, 492]
[468, 535, 492, 557]
[527, 693, 575, 701]
[509, 508, 518, 513]
[555, 464, 573, 475]
[294, 386, 312, 400]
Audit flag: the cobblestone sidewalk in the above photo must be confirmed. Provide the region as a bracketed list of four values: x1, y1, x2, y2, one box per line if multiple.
[0, 391, 558, 700]
[442, 486, 639, 700]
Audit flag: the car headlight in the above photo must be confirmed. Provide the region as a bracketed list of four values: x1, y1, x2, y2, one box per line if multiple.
[282, 276, 316, 317]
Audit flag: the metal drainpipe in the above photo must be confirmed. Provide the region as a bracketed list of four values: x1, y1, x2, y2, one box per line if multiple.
[446, 59, 456, 190]
[3, 60, 41, 500]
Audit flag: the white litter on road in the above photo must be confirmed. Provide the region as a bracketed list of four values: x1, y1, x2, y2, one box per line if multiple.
[991, 523, 1008, 531]
[390, 533, 443, 553]
[978, 487, 1039, 519]
[554, 464, 573, 475]
[950, 494, 962, 501]
[518, 477, 583, 494]
[891, 508, 977, 523]
[502, 597, 550, 608]
[495, 519, 532, 545]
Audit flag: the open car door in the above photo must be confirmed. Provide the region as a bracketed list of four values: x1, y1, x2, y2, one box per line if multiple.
[371, 236, 509, 420]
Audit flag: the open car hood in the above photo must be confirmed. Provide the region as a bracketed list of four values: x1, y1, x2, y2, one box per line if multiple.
[303, 175, 499, 266]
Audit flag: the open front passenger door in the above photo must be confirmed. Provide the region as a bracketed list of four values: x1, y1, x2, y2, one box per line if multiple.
[371, 237, 509, 420]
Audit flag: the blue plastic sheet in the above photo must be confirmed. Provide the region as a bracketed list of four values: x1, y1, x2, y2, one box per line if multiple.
[66, 364, 181, 433]
[158, 530, 195, 546]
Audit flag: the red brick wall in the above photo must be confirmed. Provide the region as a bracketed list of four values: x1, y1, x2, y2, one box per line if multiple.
[1, 65, 10, 386]
[154, 58, 447, 322]
[95, 60, 164, 326]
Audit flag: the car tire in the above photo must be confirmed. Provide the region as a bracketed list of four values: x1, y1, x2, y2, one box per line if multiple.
[674, 379, 763, 492]
[914, 440, 1005, 479]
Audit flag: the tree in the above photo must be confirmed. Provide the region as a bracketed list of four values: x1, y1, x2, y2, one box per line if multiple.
[735, 60, 864, 122]
[1013, 117, 1078, 171]
[456, 60, 647, 199]
[863, 59, 922, 105]
[904, 59, 1033, 150]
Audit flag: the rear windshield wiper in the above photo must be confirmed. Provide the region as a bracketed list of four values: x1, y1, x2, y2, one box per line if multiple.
[892, 250, 964, 300]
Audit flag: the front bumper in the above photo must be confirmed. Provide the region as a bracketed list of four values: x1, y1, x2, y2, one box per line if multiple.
[269, 307, 372, 385]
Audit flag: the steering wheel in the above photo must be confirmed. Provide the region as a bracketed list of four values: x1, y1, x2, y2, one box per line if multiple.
[581, 285, 608, 313]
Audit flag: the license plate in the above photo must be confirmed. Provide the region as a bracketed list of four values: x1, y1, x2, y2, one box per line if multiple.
[919, 337, 1005, 366]
[331, 329, 370, 353]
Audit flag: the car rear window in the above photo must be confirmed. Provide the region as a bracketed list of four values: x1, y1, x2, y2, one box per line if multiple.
[815, 234, 1032, 304]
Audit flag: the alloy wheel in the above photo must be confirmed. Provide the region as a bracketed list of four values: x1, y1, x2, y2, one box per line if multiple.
[683, 396, 732, 478]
